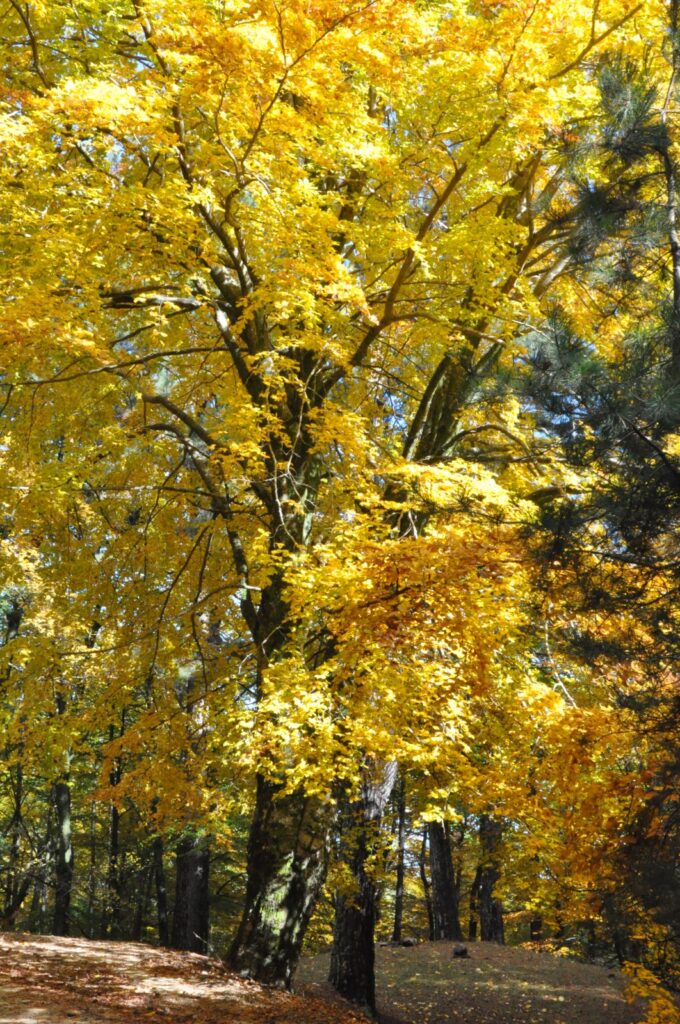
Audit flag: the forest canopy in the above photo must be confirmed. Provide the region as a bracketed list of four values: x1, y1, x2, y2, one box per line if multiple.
[0, 0, 678, 1019]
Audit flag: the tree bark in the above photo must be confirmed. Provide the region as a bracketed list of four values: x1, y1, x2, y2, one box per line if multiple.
[52, 781, 73, 936]
[419, 828, 435, 940]
[428, 821, 464, 941]
[329, 762, 398, 1016]
[132, 861, 154, 942]
[102, 729, 123, 939]
[171, 834, 210, 953]
[477, 816, 504, 943]
[229, 777, 331, 986]
[391, 775, 406, 943]
[4, 764, 23, 924]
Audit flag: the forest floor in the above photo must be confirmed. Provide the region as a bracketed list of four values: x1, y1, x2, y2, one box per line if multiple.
[0, 932, 643, 1024]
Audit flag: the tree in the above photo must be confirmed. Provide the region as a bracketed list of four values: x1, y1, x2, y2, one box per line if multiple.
[0, 0, 666, 1005]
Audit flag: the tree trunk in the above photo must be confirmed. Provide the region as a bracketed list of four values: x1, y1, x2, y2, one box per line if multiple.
[153, 836, 170, 947]
[329, 762, 398, 1016]
[132, 861, 154, 942]
[530, 915, 543, 941]
[172, 834, 210, 953]
[52, 781, 73, 936]
[228, 776, 331, 987]
[478, 816, 504, 943]
[428, 821, 464, 941]
[391, 775, 406, 943]
[419, 828, 435, 940]
[4, 764, 23, 924]
[102, 734, 123, 939]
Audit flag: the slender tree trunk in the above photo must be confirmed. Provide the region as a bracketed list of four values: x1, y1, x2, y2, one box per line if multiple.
[391, 775, 406, 943]
[229, 777, 331, 986]
[172, 834, 210, 953]
[52, 781, 73, 936]
[419, 828, 435, 940]
[428, 821, 464, 941]
[5, 764, 23, 923]
[329, 762, 398, 1016]
[132, 862, 154, 942]
[469, 865, 480, 941]
[153, 836, 170, 947]
[102, 721, 124, 938]
[87, 802, 98, 939]
[530, 915, 543, 941]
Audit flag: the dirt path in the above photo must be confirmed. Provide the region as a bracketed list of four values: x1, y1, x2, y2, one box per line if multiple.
[0, 933, 365, 1024]
[297, 941, 643, 1024]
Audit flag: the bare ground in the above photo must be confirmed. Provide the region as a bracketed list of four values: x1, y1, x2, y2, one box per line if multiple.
[0, 933, 643, 1024]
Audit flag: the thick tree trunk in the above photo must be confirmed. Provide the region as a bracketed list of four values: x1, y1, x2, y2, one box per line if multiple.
[171, 834, 210, 953]
[52, 781, 73, 936]
[391, 775, 406, 943]
[428, 821, 464, 941]
[329, 827, 379, 1015]
[329, 762, 398, 1016]
[477, 816, 504, 944]
[228, 777, 331, 986]
[153, 836, 170, 947]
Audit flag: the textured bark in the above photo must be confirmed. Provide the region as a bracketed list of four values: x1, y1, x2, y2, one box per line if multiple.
[477, 816, 504, 944]
[329, 762, 398, 1015]
[52, 782, 73, 936]
[228, 777, 331, 987]
[428, 821, 464, 941]
[172, 835, 210, 953]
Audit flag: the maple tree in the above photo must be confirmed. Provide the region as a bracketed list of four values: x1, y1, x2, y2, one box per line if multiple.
[0, 0, 678, 1019]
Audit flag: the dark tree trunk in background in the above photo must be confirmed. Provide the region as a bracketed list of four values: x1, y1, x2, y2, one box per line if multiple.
[428, 821, 464, 941]
[419, 828, 435, 939]
[172, 835, 210, 953]
[52, 781, 73, 936]
[132, 861, 154, 942]
[228, 776, 331, 987]
[530, 915, 543, 941]
[329, 762, 398, 1016]
[469, 865, 480, 940]
[102, 730, 123, 939]
[478, 816, 504, 943]
[5, 765, 23, 923]
[391, 775, 406, 943]
[153, 836, 170, 947]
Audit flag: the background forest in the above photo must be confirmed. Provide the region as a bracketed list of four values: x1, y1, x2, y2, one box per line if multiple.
[0, 0, 679, 1019]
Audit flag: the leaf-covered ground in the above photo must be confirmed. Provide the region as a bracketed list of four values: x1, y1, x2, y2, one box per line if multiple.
[0, 933, 642, 1024]
[0, 933, 365, 1024]
[297, 941, 643, 1024]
